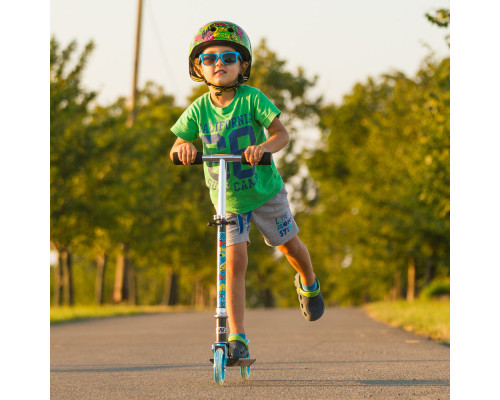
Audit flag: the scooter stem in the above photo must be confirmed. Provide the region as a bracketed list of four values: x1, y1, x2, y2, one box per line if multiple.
[215, 158, 228, 344]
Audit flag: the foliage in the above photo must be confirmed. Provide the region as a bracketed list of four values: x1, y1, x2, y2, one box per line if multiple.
[425, 9, 450, 28]
[50, 37, 98, 252]
[50, 37, 321, 307]
[300, 54, 450, 305]
[50, 10, 449, 308]
[299, 9, 451, 305]
[419, 278, 450, 299]
[425, 9, 450, 47]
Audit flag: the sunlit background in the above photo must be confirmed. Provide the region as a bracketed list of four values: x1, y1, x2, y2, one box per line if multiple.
[50, 0, 449, 106]
[3, 2, 500, 398]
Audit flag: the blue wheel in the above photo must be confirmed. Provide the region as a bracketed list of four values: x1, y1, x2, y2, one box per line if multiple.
[240, 362, 250, 380]
[213, 347, 226, 385]
[240, 350, 251, 380]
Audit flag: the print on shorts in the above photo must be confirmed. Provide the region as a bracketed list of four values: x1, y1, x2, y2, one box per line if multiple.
[275, 211, 294, 238]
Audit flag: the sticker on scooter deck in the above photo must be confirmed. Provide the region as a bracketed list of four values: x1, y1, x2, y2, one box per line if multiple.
[210, 358, 256, 367]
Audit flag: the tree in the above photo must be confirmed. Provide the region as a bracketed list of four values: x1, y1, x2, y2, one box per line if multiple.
[88, 82, 217, 306]
[49, 35, 216, 306]
[301, 54, 449, 305]
[426, 9, 450, 47]
[50, 37, 97, 306]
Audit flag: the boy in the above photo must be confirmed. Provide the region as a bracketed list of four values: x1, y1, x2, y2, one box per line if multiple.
[170, 21, 324, 359]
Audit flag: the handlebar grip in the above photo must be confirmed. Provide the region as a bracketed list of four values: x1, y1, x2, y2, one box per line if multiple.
[172, 152, 203, 165]
[172, 152, 272, 165]
[241, 152, 272, 166]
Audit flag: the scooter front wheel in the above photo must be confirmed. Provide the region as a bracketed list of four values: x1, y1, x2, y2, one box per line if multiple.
[213, 347, 226, 385]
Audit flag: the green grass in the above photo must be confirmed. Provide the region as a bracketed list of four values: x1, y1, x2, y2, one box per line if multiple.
[53, 301, 450, 346]
[363, 299, 450, 344]
[50, 304, 192, 324]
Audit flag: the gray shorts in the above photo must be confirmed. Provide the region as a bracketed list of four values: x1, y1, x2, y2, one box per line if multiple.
[224, 186, 299, 247]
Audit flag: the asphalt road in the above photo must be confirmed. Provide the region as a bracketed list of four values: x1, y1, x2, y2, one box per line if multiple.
[50, 307, 450, 399]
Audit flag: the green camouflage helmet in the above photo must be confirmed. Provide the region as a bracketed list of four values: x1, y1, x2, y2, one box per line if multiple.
[189, 21, 252, 83]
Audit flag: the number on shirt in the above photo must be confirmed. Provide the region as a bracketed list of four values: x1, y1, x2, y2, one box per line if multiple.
[201, 126, 257, 181]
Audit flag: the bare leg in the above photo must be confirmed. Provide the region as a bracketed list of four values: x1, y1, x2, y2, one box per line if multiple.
[226, 241, 248, 335]
[277, 236, 316, 286]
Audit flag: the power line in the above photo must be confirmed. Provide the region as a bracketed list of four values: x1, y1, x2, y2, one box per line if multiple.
[145, 0, 179, 95]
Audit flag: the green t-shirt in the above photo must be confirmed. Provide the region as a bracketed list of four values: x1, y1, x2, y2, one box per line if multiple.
[171, 85, 283, 214]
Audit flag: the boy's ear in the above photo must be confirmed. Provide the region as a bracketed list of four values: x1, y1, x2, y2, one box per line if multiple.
[240, 61, 249, 74]
[194, 59, 204, 78]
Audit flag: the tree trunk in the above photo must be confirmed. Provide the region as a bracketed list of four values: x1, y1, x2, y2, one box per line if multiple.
[162, 267, 172, 305]
[95, 252, 107, 304]
[162, 267, 178, 306]
[113, 243, 130, 303]
[209, 285, 216, 309]
[262, 287, 275, 308]
[391, 270, 402, 300]
[60, 250, 74, 306]
[194, 278, 205, 308]
[424, 249, 436, 286]
[128, 266, 136, 305]
[406, 257, 416, 301]
[67, 251, 74, 305]
[54, 251, 64, 306]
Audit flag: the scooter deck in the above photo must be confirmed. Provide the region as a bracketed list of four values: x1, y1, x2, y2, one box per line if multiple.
[210, 358, 256, 367]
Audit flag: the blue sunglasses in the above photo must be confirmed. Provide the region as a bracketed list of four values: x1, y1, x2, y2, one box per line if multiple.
[199, 52, 242, 66]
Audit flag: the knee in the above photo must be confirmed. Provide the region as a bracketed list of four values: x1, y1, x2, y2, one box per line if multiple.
[277, 236, 302, 257]
[227, 243, 248, 276]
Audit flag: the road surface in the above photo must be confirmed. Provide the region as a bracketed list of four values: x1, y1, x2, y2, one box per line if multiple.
[51, 307, 449, 399]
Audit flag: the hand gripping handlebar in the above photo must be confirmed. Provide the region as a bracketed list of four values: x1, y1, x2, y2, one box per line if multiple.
[172, 152, 272, 166]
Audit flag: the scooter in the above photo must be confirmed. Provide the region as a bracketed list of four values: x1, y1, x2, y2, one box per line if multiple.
[173, 151, 272, 384]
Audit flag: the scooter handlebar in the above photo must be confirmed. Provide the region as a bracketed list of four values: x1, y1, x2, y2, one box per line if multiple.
[172, 152, 272, 166]
[172, 152, 203, 165]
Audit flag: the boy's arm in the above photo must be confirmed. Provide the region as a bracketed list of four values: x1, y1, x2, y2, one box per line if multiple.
[170, 137, 197, 165]
[244, 117, 290, 165]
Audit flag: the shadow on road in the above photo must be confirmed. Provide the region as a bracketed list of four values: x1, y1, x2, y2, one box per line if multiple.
[227, 378, 449, 388]
[51, 363, 207, 373]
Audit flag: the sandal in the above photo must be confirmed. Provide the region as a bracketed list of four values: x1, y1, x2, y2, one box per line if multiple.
[228, 334, 249, 359]
[294, 273, 325, 321]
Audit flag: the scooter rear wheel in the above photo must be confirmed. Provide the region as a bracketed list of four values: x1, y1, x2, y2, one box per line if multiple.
[213, 347, 226, 385]
[240, 362, 250, 380]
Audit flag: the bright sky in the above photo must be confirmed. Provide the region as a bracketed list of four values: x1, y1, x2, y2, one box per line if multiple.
[50, 0, 450, 107]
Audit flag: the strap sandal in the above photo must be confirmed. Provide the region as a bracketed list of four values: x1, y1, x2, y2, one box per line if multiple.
[294, 273, 325, 321]
[228, 334, 249, 359]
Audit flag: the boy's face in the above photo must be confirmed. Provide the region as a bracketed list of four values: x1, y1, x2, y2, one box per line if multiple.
[197, 45, 249, 87]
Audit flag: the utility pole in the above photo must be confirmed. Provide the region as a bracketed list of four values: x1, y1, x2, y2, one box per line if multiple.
[127, 0, 143, 127]
[114, 0, 143, 305]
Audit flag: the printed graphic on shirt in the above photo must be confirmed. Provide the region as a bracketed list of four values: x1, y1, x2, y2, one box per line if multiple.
[201, 119, 257, 193]
[206, 172, 259, 193]
[199, 112, 254, 135]
[170, 86, 284, 214]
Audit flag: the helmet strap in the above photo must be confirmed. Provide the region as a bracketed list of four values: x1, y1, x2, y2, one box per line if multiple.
[205, 74, 244, 98]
